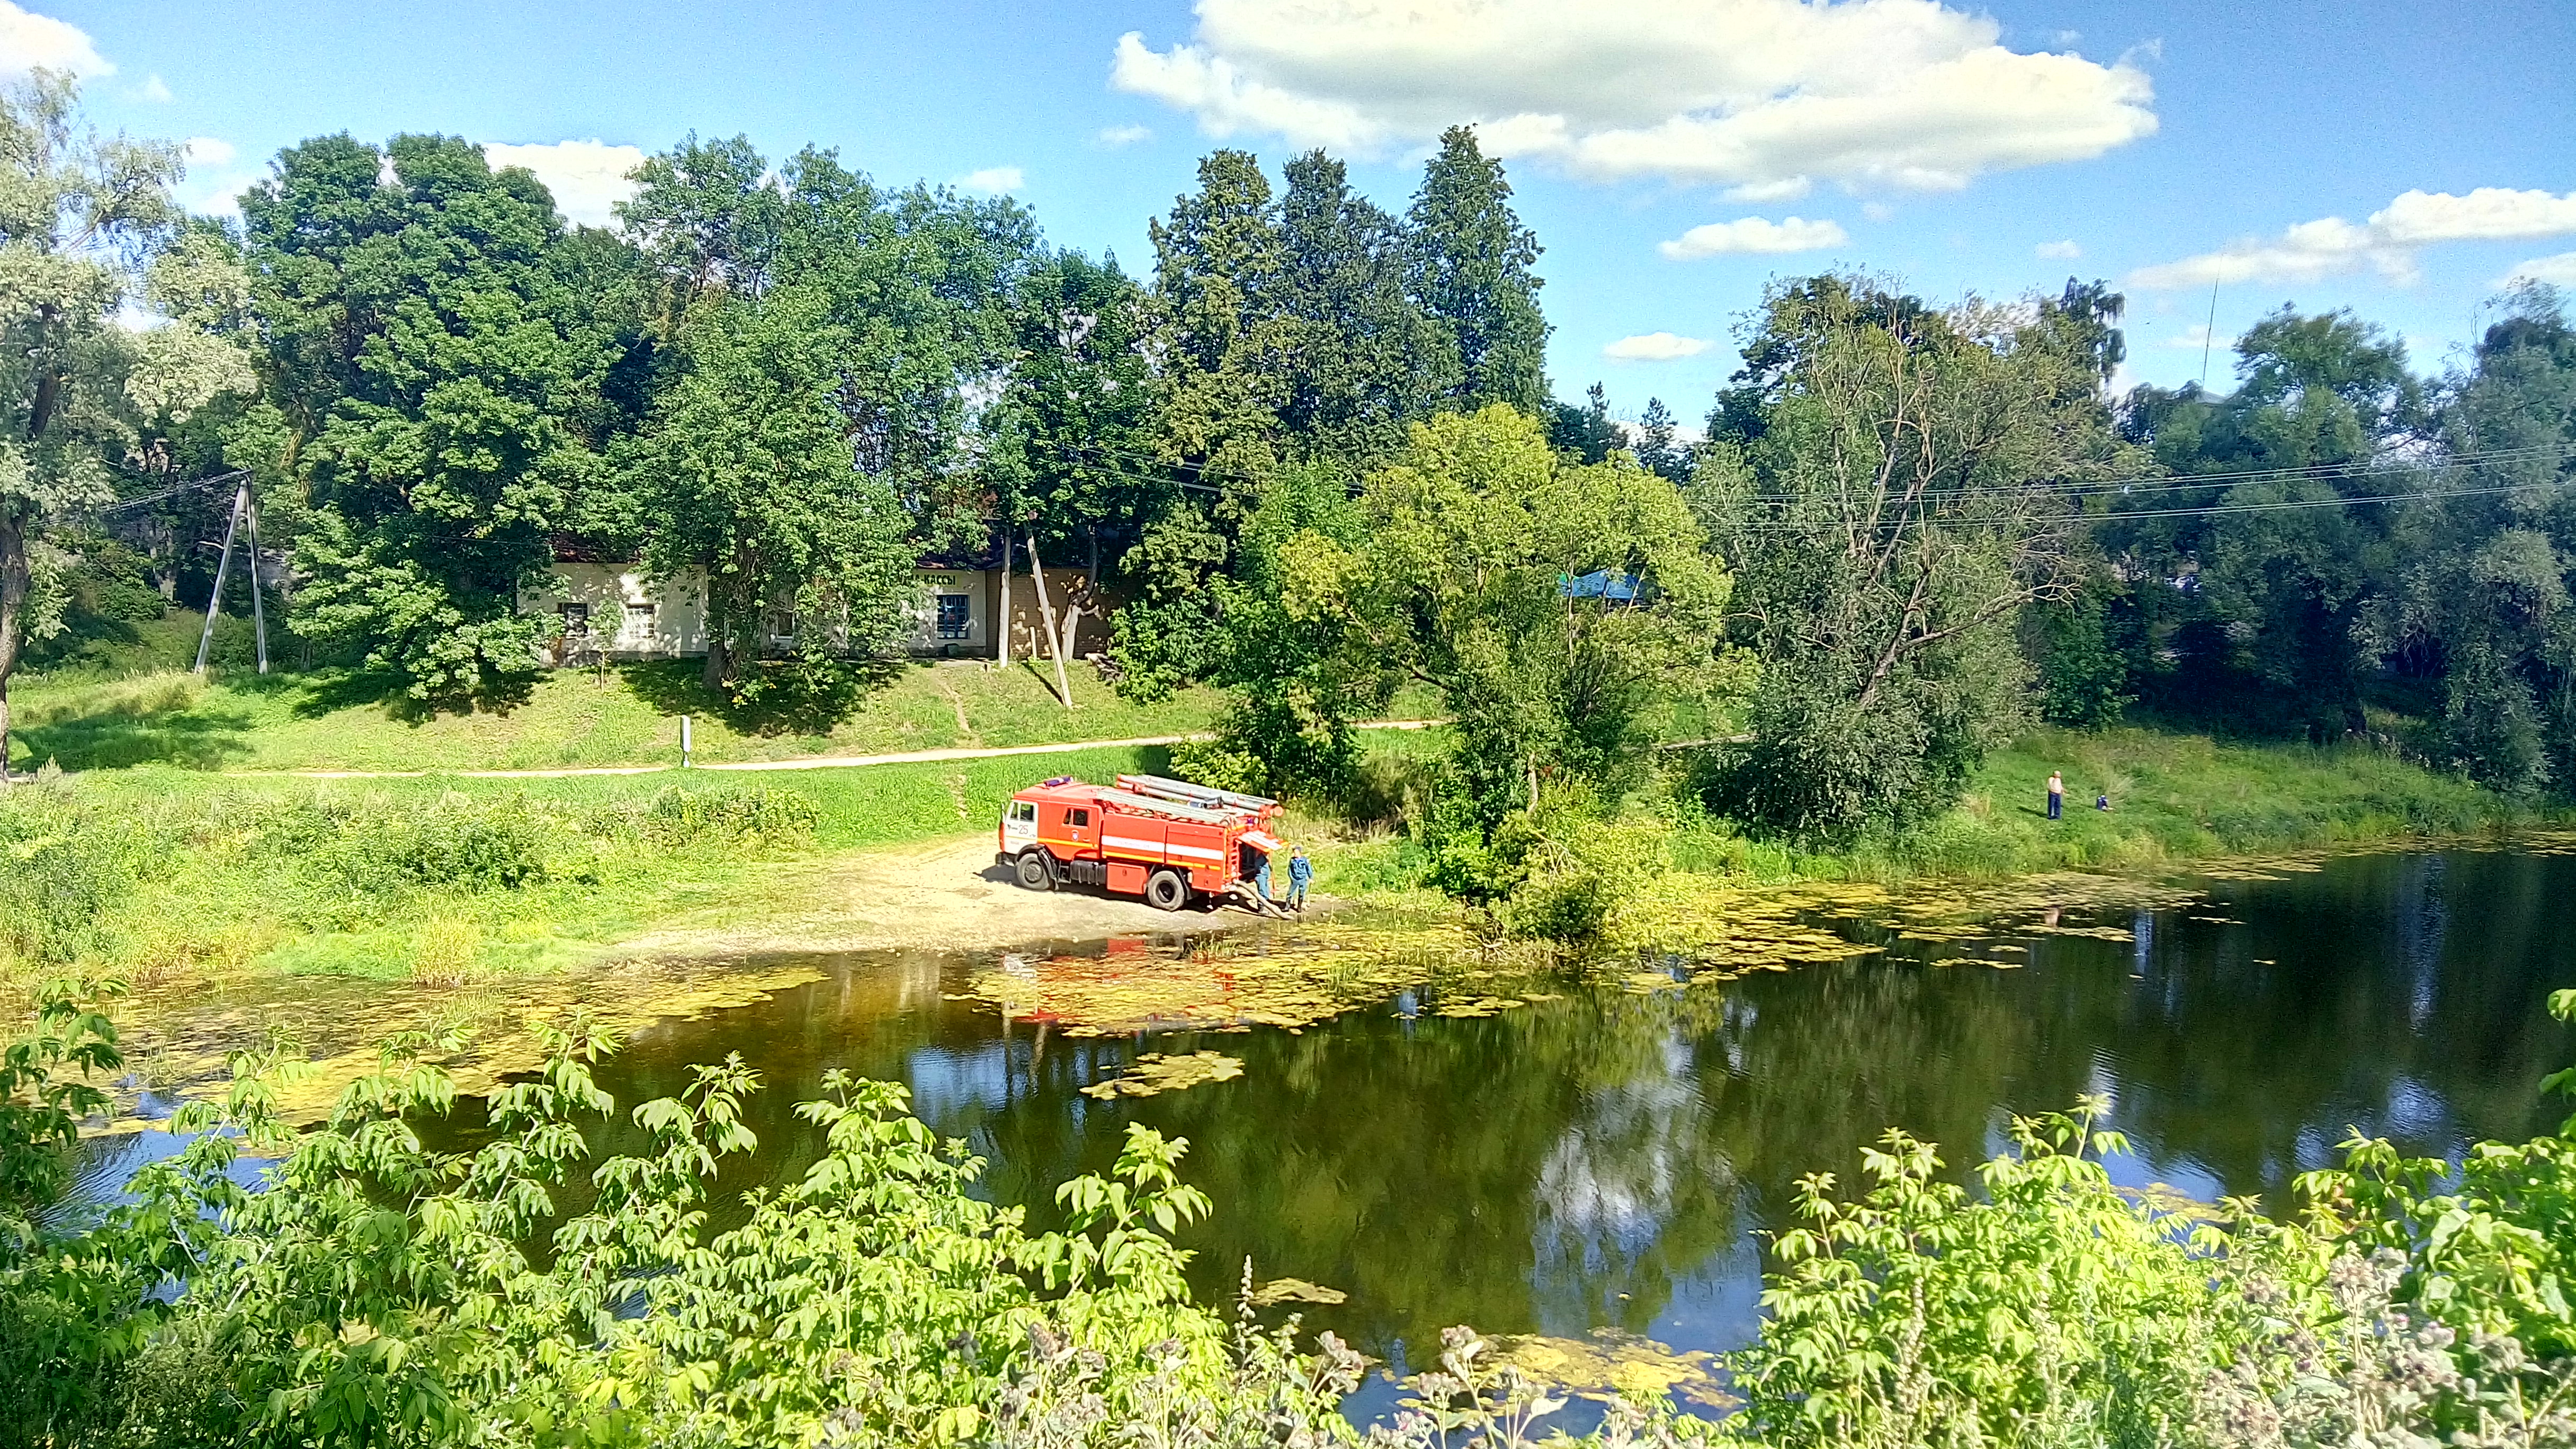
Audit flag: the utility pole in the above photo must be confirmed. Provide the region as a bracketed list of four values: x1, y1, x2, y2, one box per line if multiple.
[193, 480, 270, 675]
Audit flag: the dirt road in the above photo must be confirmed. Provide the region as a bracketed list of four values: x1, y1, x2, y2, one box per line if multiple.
[615, 834, 1276, 959]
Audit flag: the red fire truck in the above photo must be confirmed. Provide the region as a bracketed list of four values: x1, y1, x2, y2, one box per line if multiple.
[997, 773, 1284, 911]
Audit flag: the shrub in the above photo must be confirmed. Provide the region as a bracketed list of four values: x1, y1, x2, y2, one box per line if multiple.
[1166, 739, 1266, 798]
[0, 791, 144, 968]
[307, 792, 556, 895]
[636, 783, 820, 847]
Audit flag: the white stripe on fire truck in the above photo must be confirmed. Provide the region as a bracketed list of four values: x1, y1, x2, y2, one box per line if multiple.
[1103, 835, 1226, 860]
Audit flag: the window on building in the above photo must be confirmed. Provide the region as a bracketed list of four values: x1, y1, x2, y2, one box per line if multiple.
[935, 593, 971, 639]
[558, 602, 590, 633]
[624, 602, 656, 639]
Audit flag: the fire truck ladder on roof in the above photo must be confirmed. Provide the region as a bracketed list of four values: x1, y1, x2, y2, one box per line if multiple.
[1115, 773, 1277, 814]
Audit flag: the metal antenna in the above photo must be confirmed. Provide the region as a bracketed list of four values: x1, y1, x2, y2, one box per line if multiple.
[2198, 280, 2220, 389]
[193, 481, 251, 675]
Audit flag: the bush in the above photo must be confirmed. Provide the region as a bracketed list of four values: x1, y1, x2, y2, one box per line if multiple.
[307, 792, 556, 895]
[1165, 739, 1266, 798]
[634, 783, 821, 847]
[0, 790, 144, 968]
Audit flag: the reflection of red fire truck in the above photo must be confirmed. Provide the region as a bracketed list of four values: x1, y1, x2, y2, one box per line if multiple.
[997, 773, 1284, 911]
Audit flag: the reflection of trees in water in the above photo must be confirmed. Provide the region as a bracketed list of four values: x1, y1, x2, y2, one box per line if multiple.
[533, 848, 2576, 1360]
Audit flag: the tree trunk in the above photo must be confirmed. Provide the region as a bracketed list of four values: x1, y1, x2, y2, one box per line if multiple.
[0, 510, 25, 786]
[1023, 531, 1076, 709]
[996, 527, 1012, 668]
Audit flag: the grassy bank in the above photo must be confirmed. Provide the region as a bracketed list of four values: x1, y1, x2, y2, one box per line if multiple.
[0, 742, 1182, 994]
[5, 610, 1226, 774]
[1309, 724, 2547, 900]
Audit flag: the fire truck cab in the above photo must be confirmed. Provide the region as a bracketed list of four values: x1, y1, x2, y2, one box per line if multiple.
[997, 773, 1283, 912]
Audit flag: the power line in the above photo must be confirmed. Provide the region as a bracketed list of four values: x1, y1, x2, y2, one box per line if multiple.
[1739, 442, 2574, 506]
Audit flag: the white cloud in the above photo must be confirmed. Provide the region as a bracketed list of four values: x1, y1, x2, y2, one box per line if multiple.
[133, 73, 170, 103]
[183, 137, 235, 168]
[955, 165, 1025, 194]
[2162, 323, 2222, 351]
[0, 1, 108, 80]
[1659, 214, 1846, 258]
[1859, 200, 1894, 221]
[1604, 331, 1711, 361]
[2504, 252, 2576, 288]
[2130, 187, 2576, 291]
[1097, 123, 1153, 147]
[1724, 176, 1810, 202]
[2035, 238, 2081, 259]
[483, 140, 646, 228]
[1109, 0, 2157, 193]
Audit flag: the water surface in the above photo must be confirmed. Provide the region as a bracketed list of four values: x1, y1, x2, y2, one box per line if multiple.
[556, 846, 2576, 1371]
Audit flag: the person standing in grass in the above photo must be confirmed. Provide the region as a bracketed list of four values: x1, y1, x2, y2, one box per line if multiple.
[2047, 771, 2064, 820]
[1287, 846, 1312, 913]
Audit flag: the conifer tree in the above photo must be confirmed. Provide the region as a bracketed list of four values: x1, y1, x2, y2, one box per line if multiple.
[1408, 127, 1549, 416]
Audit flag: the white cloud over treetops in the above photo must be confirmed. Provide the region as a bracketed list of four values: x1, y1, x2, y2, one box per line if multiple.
[2035, 239, 2081, 259]
[1110, 0, 2156, 193]
[1659, 215, 1847, 258]
[2130, 188, 2576, 290]
[484, 140, 646, 229]
[954, 166, 1025, 194]
[0, 1, 108, 80]
[2505, 252, 2576, 288]
[1604, 332, 1710, 361]
[1098, 124, 1153, 147]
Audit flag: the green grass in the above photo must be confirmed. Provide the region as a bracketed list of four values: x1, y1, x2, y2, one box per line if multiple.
[5, 609, 1228, 774]
[1719, 725, 2542, 882]
[0, 740, 1194, 990]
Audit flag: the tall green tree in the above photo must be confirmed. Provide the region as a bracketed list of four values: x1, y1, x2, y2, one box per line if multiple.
[625, 287, 916, 691]
[0, 74, 248, 778]
[2375, 285, 2576, 790]
[1549, 382, 1619, 463]
[1703, 275, 2131, 840]
[980, 251, 1161, 703]
[1633, 397, 1690, 482]
[1273, 149, 1452, 466]
[2108, 307, 2421, 737]
[245, 132, 629, 704]
[1408, 127, 1548, 416]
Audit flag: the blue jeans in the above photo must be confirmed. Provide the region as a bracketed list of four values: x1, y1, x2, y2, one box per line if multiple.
[2048, 793, 2062, 819]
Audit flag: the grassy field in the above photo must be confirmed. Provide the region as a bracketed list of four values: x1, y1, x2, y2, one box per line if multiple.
[1712, 725, 2538, 882]
[5, 610, 1230, 774]
[0, 740, 1194, 992]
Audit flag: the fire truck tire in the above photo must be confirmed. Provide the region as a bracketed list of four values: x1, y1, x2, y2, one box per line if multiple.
[1145, 869, 1191, 911]
[1015, 849, 1056, 891]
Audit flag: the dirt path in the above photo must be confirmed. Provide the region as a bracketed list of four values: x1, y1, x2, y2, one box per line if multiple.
[225, 720, 1446, 781]
[611, 833, 1289, 959]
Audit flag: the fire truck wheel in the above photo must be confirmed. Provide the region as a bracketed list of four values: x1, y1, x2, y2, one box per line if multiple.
[1146, 869, 1190, 911]
[1014, 850, 1056, 891]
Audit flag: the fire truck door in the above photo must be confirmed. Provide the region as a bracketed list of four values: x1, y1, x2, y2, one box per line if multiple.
[1062, 806, 1093, 850]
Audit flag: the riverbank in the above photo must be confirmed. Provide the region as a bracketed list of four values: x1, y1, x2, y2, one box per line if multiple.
[4, 720, 2544, 1004]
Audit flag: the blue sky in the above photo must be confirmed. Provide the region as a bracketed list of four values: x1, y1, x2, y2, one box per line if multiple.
[14, 0, 2573, 426]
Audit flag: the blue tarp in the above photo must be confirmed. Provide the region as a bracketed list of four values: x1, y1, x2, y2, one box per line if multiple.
[1559, 569, 1641, 601]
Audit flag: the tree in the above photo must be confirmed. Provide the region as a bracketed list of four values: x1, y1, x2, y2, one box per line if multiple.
[1702, 274, 2131, 839]
[1548, 382, 1618, 463]
[0, 74, 248, 780]
[1109, 152, 1293, 699]
[1273, 149, 1452, 466]
[2375, 284, 2576, 790]
[245, 132, 627, 705]
[981, 251, 1161, 704]
[1232, 406, 1740, 821]
[1408, 127, 1548, 416]
[2108, 307, 2420, 737]
[1633, 397, 1690, 482]
[625, 287, 916, 691]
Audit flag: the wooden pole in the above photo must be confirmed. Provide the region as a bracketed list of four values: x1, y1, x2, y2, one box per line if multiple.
[193, 483, 248, 675]
[1023, 530, 1075, 709]
[241, 489, 270, 675]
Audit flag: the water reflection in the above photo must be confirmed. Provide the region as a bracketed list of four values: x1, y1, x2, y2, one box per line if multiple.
[172, 848, 2576, 1368]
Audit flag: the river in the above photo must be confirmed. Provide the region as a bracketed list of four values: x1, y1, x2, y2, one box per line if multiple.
[69, 843, 2576, 1390]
